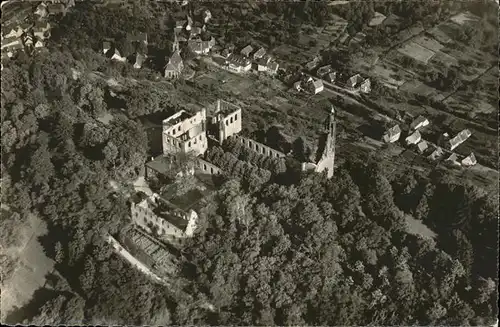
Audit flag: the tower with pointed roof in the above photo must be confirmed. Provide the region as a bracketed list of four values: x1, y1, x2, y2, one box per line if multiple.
[172, 31, 179, 53]
[314, 105, 336, 179]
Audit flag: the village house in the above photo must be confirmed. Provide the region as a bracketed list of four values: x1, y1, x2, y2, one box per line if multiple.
[130, 192, 199, 248]
[203, 9, 212, 23]
[34, 2, 48, 18]
[305, 56, 321, 71]
[221, 46, 234, 59]
[369, 12, 387, 26]
[416, 140, 428, 153]
[317, 64, 332, 77]
[253, 47, 266, 60]
[349, 32, 366, 46]
[410, 115, 430, 130]
[383, 125, 401, 143]
[47, 3, 68, 16]
[240, 44, 253, 57]
[2, 23, 32, 39]
[405, 130, 422, 145]
[428, 146, 444, 160]
[174, 20, 187, 34]
[449, 129, 471, 151]
[133, 53, 146, 69]
[446, 153, 461, 166]
[188, 37, 215, 55]
[461, 153, 477, 167]
[307, 78, 324, 94]
[326, 72, 337, 83]
[162, 108, 208, 157]
[102, 41, 126, 62]
[225, 54, 252, 73]
[33, 21, 51, 40]
[256, 56, 279, 75]
[346, 74, 371, 93]
[338, 32, 350, 44]
[294, 80, 303, 92]
[1, 36, 24, 54]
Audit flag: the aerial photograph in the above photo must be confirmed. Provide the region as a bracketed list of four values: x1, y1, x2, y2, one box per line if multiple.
[0, 0, 498, 325]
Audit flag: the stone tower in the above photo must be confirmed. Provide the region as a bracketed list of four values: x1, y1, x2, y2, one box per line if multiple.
[315, 106, 336, 179]
[172, 32, 179, 53]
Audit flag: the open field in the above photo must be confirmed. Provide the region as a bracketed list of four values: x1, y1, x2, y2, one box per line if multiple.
[412, 35, 445, 52]
[405, 215, 437, 240]
[397, 42, 436, 64]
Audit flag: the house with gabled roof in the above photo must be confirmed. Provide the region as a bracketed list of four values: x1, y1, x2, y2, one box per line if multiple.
[102, 41, 126, 62]
[34, 2, 48, 18]
[405, 130, 421, 145]
[188, 37, 215, 55]
[225, 54, 252, 73]
[461, 152, 477, 167]
[416, 140, 428, 153]
[428, 146, 444, 160]
[33, 21, 51, 40]
[383, 125, 401, 143]
[445, 153, 461, 166]
[326, 72, 337, 83]
[307, 78, 324, 94]
[305, 56, 320, 71]
[346, 74, 371, 93]
[47, 3, 67, 16]
[449, 129, 471, 151]
[410, 115, 429, 130]
[240, 44, 253, 57]
[253, 47, 266, 60]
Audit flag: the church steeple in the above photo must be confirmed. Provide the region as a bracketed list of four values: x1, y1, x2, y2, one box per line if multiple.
[172, 32, 179, 52]
[325, 105, 336, 137]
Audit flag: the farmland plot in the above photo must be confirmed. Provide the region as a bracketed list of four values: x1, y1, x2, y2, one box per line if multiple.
[397, 42, 435, 64]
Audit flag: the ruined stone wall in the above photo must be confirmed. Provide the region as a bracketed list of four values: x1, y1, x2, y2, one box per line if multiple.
[196, 158, 223, 175]
[234, 135, 286, 159]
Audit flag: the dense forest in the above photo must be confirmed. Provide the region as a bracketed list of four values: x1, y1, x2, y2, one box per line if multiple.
[1, 1, 498, 325]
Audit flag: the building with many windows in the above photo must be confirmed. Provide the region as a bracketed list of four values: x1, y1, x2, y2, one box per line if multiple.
[162, 109, 208, 157]
[130, 192, 198, 248]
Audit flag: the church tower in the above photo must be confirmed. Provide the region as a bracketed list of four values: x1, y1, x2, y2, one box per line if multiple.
[172, 32, 179, 53]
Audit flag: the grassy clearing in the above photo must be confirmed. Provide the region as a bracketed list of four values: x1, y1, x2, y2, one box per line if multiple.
[405, 214, 437, 240]
[1, 214, 54, 320]
[397, 41, 436, 64]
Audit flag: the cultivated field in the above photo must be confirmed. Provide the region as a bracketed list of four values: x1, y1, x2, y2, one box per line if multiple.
[397, 42, 436, 64]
